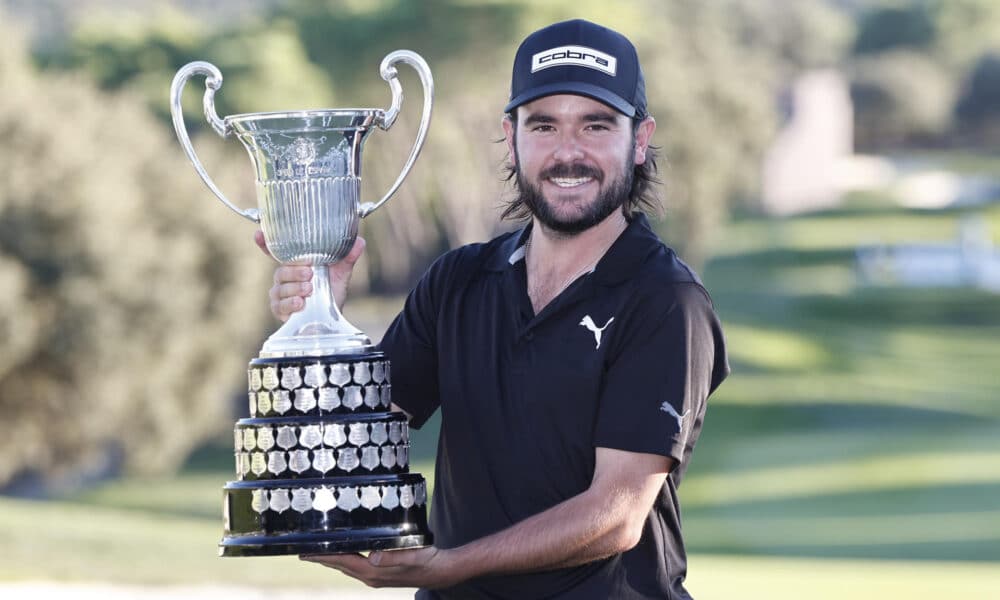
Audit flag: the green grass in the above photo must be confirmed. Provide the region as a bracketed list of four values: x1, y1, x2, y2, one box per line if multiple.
[687, 554, 1000, 599]
[682, 196, 1000, 570]
[3, 175, 1000, 597]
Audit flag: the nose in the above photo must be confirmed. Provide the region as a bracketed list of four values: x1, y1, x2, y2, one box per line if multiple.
[551, 131, 585, 163]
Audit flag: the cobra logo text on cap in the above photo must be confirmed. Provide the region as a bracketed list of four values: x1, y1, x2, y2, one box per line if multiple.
[531, 45, 617, 76]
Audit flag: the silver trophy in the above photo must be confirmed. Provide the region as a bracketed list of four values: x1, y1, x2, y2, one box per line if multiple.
[170, 50, 433, 357]
[171, 52, 434, 556]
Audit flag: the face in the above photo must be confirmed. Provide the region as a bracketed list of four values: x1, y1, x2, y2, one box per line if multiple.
[503, 94, 655, 234]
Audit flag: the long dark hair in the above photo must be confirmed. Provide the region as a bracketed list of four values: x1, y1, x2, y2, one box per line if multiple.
[499, 114, 663, 221]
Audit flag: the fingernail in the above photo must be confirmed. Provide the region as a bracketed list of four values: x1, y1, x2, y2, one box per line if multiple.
[369, 551, 382, 566]
[302, 282, 312, 294]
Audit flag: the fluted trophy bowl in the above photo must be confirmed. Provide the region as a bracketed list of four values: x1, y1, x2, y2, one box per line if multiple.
[170, 51, 433, 357]
[232, 111, 376, 264]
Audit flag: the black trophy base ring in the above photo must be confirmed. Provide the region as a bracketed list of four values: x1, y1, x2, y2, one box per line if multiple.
[221, 473, 432, 557]
[220, 530, 432, 557]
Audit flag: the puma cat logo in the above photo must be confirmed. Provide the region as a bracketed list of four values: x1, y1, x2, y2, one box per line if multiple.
[579, 315, 614, 349]
[660, 401, 691, 431]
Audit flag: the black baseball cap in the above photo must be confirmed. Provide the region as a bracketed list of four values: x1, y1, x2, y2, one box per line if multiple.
[505, 19, 647, 118]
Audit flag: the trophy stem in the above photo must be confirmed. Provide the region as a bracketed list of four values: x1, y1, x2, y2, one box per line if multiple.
[259, 264, 373, 358]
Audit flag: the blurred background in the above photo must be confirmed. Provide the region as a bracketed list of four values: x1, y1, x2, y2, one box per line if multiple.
[1, 0, 998, 598]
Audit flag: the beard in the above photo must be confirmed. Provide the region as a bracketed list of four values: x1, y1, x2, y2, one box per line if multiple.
[514, 153, 634, 235]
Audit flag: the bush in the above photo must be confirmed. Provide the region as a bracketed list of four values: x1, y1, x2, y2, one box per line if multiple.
[0, 26, 272, 490]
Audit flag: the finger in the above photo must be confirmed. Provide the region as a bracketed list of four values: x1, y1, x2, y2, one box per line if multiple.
[270, 280, 312, 302]
[343, 236, 366, 266]
[274, 265, 313, 285]
[273, 296, 304, 321]
[369, 546, 435, 568]
[330, 237, 365, 285]
[301, 553, 370, 570]
[254, 230, 272, 258]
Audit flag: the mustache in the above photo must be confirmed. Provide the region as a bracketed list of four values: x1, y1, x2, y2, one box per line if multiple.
[538, 163, 603, 182]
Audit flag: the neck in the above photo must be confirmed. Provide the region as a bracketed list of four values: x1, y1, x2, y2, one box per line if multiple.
[525, 210, 629, 312]
[530, 211, 628, 268]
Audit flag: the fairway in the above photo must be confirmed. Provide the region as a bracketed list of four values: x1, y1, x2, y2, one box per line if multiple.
[681, 194, 1000, 569]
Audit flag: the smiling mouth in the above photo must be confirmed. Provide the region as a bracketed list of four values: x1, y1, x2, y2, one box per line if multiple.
[549, 177, 593, 188]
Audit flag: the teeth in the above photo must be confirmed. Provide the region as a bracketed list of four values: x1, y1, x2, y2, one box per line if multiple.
[550, 177, 591, 188]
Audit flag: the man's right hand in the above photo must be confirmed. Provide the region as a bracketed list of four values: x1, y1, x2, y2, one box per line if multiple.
[255, 230, 366, 322]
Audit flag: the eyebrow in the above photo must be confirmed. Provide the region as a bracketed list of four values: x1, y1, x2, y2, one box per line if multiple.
[522, 111, 620, 126]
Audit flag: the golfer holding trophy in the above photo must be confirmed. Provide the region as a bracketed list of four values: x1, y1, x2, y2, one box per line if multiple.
[170, 50, 434, 556]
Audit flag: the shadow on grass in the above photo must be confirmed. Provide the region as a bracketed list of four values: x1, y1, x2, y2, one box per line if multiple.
[689, 540, 1000, 562]
[698, 400, 985, 438]
[686, 482, 1000, 519]
[684, 481, 1000, 561]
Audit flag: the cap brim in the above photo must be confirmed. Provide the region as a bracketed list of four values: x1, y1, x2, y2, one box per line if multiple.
[504, 81, 636, 117]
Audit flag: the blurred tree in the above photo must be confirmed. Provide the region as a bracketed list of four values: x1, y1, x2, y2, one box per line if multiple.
[0, 22, 273, 490]
[849, 50, 956, 148]
[34, 5, 337, 122]
[846, 0, 1000, 149]
[955, 52, 1000, 143]
[930, 0, 1000, 70]
[29, 0, 854, 278]
[852, 2, 936, 55]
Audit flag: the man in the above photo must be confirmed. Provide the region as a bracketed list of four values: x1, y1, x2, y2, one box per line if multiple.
[262, 19, 728, 599]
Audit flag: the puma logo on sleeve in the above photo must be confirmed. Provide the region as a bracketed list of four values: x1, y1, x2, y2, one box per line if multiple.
[660, 401, 691, 431]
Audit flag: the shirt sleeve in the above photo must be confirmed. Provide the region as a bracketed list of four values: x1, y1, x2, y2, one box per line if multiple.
[377, 251, 459, 429]
[593, 282, 727, 464]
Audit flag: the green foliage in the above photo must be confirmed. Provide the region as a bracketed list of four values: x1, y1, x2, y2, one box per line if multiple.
[29, 0, 852, 279]
[930, 0, 1000, 69]
[849, 50, 956, 148]
[35, 6, 337, 122]
[846, 0, 1000, 148]
[955, 52, 1000, 138]
[0, 23, 273, 488]
[853, 2, 936, 55]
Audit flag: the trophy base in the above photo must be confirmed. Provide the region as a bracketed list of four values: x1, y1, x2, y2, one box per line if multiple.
[226, 352, 432, 558]
[219, 531, 432, 557]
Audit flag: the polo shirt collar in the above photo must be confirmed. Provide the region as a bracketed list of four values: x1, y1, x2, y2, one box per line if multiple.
[484, 213, 663, 286]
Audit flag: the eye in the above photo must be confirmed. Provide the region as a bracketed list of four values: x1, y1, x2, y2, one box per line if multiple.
[531, 124, 555, 133]
[585, 123, 610, 131]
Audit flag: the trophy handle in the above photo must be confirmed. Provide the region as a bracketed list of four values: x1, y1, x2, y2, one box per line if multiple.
[170, 61, 260, 224]
[358, 50, 434, 219]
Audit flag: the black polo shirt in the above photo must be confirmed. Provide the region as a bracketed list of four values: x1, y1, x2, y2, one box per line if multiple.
[380, 214, 728, 600]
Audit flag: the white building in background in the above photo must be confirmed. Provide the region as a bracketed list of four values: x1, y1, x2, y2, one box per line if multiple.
[760, 70, 1000, 214]
[761, 70, 855, 215]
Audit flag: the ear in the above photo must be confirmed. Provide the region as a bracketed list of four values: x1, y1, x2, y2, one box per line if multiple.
[501, 114, 516, 159]
[633, 116, 656, 166]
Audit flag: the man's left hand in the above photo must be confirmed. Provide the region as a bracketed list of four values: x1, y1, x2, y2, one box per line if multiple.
[300, 546, 464, 589]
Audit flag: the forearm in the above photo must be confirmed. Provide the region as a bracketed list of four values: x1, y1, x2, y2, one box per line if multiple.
[449, 479, 654, 580]
[302, 450, 671, 589]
